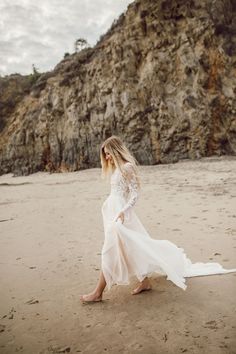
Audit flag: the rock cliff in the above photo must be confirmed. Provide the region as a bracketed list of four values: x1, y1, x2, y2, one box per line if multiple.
[0, 0, 236, 176]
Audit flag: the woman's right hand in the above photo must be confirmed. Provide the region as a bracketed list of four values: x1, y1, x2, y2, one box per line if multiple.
[115, 211, 125, 224]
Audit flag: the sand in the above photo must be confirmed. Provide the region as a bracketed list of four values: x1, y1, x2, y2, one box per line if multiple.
[0, 156, 236, 354]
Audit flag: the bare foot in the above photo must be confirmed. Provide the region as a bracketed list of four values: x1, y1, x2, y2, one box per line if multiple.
[80, 291, 103, 303]
[131, 280, 152, 295]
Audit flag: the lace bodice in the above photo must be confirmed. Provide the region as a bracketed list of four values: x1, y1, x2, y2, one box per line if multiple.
[110, 162, 139, 214]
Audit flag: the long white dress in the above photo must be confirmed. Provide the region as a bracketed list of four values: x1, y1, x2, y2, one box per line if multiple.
[101, 162, 236, 291]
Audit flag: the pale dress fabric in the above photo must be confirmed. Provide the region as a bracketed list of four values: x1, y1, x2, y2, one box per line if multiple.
[101, 162, 236, 291]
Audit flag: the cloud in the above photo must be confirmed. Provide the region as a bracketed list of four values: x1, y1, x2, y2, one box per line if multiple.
[0, 0, 133, 76]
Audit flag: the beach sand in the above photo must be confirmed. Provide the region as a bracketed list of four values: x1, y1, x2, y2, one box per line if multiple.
[0, 156, 236, 354]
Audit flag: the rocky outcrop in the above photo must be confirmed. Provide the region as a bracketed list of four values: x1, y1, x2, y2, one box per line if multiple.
[0, 0, 236, 176]
[0, 74, 36, 132]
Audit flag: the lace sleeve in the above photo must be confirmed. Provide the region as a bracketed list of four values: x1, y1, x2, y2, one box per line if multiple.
[120, 163, 139, 214]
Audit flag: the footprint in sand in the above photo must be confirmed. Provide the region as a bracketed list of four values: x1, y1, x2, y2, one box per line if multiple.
[0, 324, 6, 332]
[48, 345, 71, 353]
[204, 320, 219, 330]
[25, 298, 39, 305]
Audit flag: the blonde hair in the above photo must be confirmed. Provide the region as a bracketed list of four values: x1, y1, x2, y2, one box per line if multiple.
[100, 135, 141, 189]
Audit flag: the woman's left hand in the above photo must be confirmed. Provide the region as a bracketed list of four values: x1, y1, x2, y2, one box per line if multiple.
[115, 211, 124, 224]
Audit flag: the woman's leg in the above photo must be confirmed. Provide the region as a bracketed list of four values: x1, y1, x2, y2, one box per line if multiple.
[80, 270, 106, 302]
[94, 270, 107, 295]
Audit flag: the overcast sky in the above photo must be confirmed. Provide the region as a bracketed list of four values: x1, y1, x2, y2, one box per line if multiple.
[0, 0, 133, 77]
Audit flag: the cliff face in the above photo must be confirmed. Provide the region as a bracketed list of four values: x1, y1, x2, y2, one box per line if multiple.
[0, 74, 36, 133]
[0, 0, 236, 176]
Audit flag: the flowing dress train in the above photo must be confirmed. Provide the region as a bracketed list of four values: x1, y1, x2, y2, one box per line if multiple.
[101, 162, 236, 291]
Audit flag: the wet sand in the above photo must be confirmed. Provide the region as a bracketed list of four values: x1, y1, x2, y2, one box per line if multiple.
[0, 156, 236, 354]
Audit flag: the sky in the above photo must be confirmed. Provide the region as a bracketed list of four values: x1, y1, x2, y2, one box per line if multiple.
[0, 0, 133, 77]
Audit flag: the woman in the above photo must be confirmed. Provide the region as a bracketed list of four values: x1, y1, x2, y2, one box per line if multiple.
[80, 136, 236, 303]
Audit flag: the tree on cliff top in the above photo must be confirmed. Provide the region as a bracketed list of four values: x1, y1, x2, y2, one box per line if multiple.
[74, 38, 89, 53]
